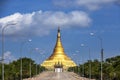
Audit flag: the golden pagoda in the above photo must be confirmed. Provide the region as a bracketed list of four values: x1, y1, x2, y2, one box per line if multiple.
[41, 27, 76, 70]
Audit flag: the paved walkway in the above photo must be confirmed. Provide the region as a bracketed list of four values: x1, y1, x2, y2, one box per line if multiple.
[24, 71, 95, 80]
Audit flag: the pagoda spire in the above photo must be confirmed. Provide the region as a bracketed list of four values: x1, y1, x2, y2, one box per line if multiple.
[41, 27, 76, 70]
[53, 27, 64, 54]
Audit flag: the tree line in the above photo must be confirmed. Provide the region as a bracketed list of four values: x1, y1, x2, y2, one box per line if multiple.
[0, 57, 46, 80]
[68, 55, 120, 80]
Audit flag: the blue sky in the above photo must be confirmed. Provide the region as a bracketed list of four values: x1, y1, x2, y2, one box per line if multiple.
[0, 0, 120, 64]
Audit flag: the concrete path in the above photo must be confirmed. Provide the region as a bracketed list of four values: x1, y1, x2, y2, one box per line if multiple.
[24, 71, 95, 80]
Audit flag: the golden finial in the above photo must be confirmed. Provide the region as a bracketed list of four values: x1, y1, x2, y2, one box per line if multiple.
[58, 27, 60, 32]
[57, 27, 61, 38]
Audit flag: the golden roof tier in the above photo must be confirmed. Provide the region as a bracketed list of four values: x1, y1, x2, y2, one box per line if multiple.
[41, 27, 76, 70]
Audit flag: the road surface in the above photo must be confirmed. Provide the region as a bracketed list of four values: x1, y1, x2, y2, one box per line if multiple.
[24, 71, 95, 80]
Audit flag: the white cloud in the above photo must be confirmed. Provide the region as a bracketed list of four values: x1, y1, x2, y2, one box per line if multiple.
[0, 10, 91, 37]
[0, 51, 16, 64]
[76, 0, 117, 10]
[53, 0, 117, 10]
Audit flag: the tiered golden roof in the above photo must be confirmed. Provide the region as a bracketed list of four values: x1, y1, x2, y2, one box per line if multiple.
[41, 28, 76, 70]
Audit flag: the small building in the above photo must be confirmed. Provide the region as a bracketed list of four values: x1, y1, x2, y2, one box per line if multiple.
[54, 62, 63, 72]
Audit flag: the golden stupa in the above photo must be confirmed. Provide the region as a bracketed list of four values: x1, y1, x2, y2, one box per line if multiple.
[41, 28, 76, 70]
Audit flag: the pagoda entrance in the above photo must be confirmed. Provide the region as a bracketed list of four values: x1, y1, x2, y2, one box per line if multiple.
[54, 62, 63, 72]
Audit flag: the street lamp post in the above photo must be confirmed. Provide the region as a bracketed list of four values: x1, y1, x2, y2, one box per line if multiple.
[20, 39, 32, 80]
[88, 48, 91, 80]
[40, 53, 45, 73]
[29, 48, 39, 78]
[81, 44, 91, 79]
[82, 60, 84, 77]
[80, 51, 85, 77]
[29, 50, 32, 78]
[1, 23, 17, 80]
[35, 48, 45, 75]
[90, 33, 103, 80]
[76, 50, 85, 77]
[36, 63, 37, 75]
[75, 51, 82, 75]
[100, 38, 103, 80]
[31, 48, 40, 76]
[35, 48, 38, 75]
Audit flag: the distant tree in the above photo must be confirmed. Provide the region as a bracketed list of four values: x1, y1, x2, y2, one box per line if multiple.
[0, 57, 46, 80]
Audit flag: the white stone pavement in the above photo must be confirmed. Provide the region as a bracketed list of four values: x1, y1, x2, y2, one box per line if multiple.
[24, 71, 96, 80]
